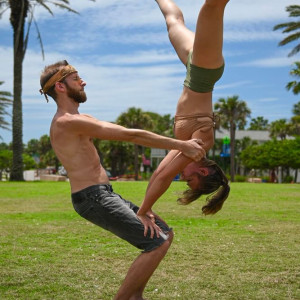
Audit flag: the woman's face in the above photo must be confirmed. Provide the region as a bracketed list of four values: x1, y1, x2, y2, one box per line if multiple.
[181, 162, 209, 190]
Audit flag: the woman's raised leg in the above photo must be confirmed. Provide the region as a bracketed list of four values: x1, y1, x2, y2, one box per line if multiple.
[155, 0, 195, 65]
[192, 0, 230, 68]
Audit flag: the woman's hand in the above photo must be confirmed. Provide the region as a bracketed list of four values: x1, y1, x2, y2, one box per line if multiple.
[137, 209, 161, 239]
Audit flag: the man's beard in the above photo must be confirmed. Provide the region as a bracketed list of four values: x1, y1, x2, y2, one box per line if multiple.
[65, 83, 87, 103]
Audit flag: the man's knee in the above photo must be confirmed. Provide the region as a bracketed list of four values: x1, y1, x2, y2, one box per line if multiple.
[155, 230, 174, 254]
[168, 230, 174, 244]
[163, 230, 174, 251]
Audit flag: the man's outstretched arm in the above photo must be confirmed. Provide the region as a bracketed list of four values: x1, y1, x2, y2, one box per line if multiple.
[60, 114, 206, 161]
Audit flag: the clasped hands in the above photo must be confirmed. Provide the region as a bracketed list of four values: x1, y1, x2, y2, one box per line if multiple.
[183, 138, 206, 162]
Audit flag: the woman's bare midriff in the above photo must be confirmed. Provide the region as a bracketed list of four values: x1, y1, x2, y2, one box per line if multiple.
[175, 86, 215, 152]
[176, 86, 213, 116]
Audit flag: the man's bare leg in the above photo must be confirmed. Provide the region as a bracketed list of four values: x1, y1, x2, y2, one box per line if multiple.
[114, 232, 174, 300]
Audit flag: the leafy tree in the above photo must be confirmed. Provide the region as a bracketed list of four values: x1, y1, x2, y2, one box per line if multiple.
[241, 139, 300, 182]
[94, 139, 134, 177]
[24, 138, 39, 156]
[248, 116, 269, 130]
[0, 149, 36, 180]
[235, 136, 257, 176]
[117, 107, 154, 180]
[145, 112, 174, 137]
[0, 149, 12, 180]
[273, 5, 300, 57]
[0, 81, 13, 139]
[23, 153, 36, 170]
[37, 134, 58, 169]
[0, 0, 88, 181]
[0, 142, 9, 150]
[214, 95, 251, 182]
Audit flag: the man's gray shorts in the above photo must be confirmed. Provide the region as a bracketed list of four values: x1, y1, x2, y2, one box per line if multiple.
[71, 184, 172, 252]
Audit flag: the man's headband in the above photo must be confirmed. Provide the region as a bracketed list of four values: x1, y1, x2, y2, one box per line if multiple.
[39, 64, 77, 102]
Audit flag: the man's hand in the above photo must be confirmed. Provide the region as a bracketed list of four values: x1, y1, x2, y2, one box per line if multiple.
[181, 139, 206, 161]
[137, 209, 161, 239]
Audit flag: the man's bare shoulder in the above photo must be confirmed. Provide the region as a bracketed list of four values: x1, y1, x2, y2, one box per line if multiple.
[53, 113, 98, 129]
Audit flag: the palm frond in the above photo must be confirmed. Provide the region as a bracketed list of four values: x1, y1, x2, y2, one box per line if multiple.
[35, 1, 54, 16]
[51, 2, 79, 14]
[282, 23, 300, 34]
[288, 44, 300, 57]
[23, 11, 34, 58]
[273, 22, 292, 31]
[0, 6, 9, 19]
[286, 5, 300, 17]
[0, 119, 11, 131]
[33, 16, 45, 60]
[286, 81, 300, 94]
[0, 93, 13, 100]
[279, 32, 300, 46]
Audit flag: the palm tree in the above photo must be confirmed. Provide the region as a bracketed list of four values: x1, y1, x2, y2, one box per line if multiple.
[214, 95, 251, 182]
[273, 5, 300, 57]
[290, 115, 300, 136]
[145, 112, 174, 137]
[0, 1, 79, 180]
[269, 119, 290, 140]
[117, 107, 154, 181]
[293, 101, 300, 115]
[0, 81, 13, 139]
[291, 101, 300, 136]
[274, 5, 300, 101]
[286, 62, 300, 95]
[248, 116, 269, 130]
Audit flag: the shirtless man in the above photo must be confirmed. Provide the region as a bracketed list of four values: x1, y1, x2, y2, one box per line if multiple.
[39, 60, 205, 300]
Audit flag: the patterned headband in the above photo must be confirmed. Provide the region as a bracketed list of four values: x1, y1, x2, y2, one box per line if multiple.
[39, 65, 77, 102]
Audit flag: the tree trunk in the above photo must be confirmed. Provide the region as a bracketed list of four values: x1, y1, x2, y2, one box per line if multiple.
[9, 0, 28, 181]
[134, 144, 139, 181]
[10, 47, 24, 180]
[230, 123, 235, 182]
[212, 127, 216, 160]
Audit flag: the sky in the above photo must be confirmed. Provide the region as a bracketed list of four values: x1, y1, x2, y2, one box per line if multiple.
[0, 0, 299, 144]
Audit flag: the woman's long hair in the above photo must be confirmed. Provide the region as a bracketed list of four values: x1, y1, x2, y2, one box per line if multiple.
[177, 158, 230, 215]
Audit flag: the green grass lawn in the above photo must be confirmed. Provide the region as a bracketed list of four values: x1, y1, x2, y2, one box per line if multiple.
[0, 181, 299, 300]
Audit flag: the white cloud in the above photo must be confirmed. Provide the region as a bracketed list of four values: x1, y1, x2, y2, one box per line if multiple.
[239, 55, 295, 68]
[216, 80, 252, 90]
[259, 97, 279, 103]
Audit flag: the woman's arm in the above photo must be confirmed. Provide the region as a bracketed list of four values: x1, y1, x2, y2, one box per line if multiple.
[137, 151, 192, 238]
[138, 151, 192, 216]
[145, 150, 180, 194]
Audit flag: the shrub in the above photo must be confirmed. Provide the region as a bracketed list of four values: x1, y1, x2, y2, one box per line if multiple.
[235, 175, 247, 182]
